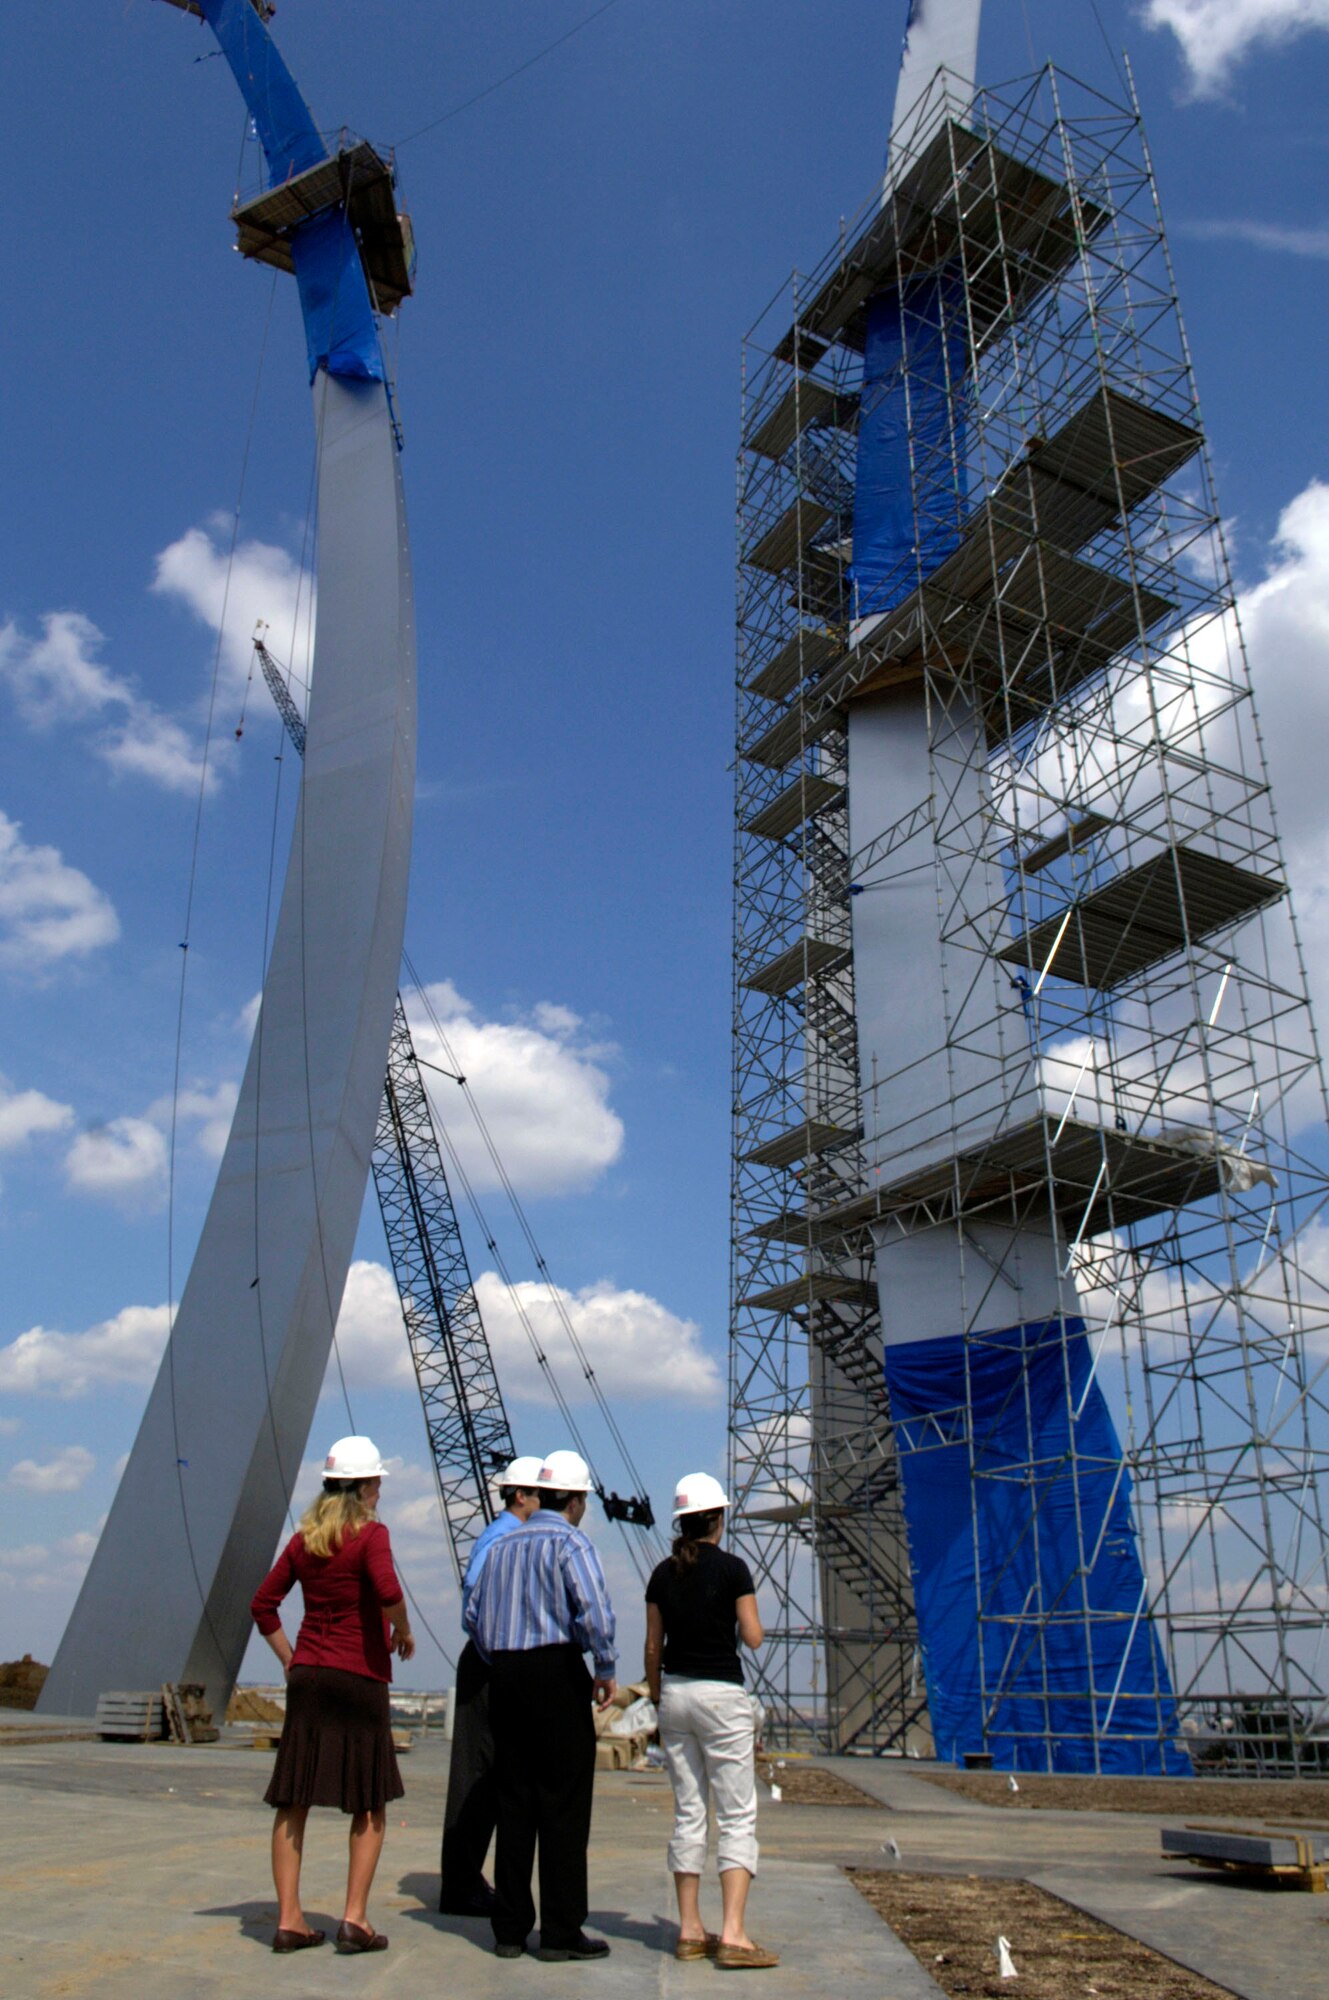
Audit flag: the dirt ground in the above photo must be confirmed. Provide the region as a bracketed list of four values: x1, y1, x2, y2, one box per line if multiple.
[850, 1869, 1240, 1999]
[756, 1756, 880, 1806]
[920, 1770, 1329, 1823]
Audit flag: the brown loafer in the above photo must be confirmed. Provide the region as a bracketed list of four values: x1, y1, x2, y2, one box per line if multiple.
[715, 1941, 780, 1969]
[335, 1921, 389, 1953]
[272, 1927, 325, 1953]
[675, 1932, 720, 1961]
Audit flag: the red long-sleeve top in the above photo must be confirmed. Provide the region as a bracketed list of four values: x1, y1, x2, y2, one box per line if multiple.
[251, 1520, 403, 1682]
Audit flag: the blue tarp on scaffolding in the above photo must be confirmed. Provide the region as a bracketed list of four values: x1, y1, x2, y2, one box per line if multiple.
[883, 1316, 1189, 1773]
[200, 0, 383, 383]
[849, 273, 967, 623]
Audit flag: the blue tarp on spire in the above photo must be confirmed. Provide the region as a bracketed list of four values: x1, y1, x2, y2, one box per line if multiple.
[849, 274, 967, 621]
[883, 1317, 1189, 1774]
[198, 0, 383, 383]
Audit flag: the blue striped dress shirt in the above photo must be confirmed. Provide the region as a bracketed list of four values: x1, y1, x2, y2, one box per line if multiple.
[464, 1510, 617, 1677]
[461, 1507, 521, 1619]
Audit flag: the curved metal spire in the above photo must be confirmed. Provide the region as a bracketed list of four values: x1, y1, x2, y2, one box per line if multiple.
[888, 0, 982, 173]
[42, 0, 418, 1715]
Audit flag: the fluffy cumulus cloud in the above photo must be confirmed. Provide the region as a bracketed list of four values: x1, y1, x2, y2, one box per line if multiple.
[473, 1273, 719, 1406]
[0, 1302, 171, 1397]
[0, 1530, 99, 1599]
[405, 981, 624, 1198]
[1234, 483, 1329, 1049]
[153, 523, 315, 695]
[62, 1077, 239, 1207]
[0, 611, 210, 795]
[147, 1081, 239, 1163]
[64, 1116, 168, 1204]
[7, 1445, 95, 1494]
[330, 1258, 719, 1407]
[1141, 0, 1329, 95]
[0, 810, 119, 973]
[0, 1077, 73, 1151]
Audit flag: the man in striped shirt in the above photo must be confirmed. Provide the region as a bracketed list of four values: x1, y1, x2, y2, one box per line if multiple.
[465, 1448, 617, 1962]
[439, 1453, 544, 1916]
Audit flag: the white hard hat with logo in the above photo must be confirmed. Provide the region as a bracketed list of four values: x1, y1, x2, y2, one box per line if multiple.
[537, 1449, 593, 1493]
[671, 1471, 729, 1520]
[501, 1454, 546, 1488]
[323, 1435, 389, 1481]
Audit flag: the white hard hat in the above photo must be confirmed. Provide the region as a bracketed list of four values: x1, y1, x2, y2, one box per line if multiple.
[671, 1472, 729, 1521]
[537, 1449, 593, 1493]
[501, 1454, 546, 1488]
[323, 1435, 389, 1481]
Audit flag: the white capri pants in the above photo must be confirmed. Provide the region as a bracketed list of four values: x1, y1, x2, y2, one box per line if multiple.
[658, 1675, 759, 1878]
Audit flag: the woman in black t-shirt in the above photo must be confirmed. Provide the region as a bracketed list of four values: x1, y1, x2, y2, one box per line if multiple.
[644, 1473, 778, 1971]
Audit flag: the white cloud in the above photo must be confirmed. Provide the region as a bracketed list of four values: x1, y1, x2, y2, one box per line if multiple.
[0, 612, 211, 797]
[147, 1081, 239, 1162]
[63, 1075, 239, 1207]
[0, 1302, 171, 1397]
[474, 1272, 718, 1406]
[0, 1529, 99, 1597]
[153, 523, 315, 693]
[0, 1078, 73, 1151]
[0, 810, 119, 972]
[1183, 218, 1329, 260]
[330, 1258, 719, 1408]
[64, 1116, 168, 1203]
[1233, 482, 1329, 1063]
[1141, 0, 1329, 95]
[406, 980, 624, 1198]
[7, 1445, 95, 1494]
[328, 1259, 410, 1389]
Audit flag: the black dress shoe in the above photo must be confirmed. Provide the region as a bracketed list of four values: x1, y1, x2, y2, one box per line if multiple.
[536, 1932, 610, 1962]
[494, 1940, 526, 1958]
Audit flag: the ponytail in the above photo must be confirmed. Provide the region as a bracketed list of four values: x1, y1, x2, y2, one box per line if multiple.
[670, 1507, 723, 1575]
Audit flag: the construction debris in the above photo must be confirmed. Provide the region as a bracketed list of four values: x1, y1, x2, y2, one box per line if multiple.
[0, 1655, 48, 1710]
[226, 1687, 285, 1725]
[162, 1683, 219, 1746]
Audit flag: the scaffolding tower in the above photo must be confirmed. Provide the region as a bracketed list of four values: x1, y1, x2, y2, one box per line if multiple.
[729, 62, 1329, 1771]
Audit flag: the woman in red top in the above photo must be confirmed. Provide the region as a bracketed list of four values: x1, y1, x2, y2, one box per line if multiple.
[250, 1434, 415, 1956]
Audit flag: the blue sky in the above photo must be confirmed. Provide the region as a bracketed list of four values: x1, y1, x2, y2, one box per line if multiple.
[3, 0, 1329, 1689]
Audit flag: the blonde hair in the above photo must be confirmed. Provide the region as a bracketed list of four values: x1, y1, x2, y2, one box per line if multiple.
[300, 1481, 375, 1560]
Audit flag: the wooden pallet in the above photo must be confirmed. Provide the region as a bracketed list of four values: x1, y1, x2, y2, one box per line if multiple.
[95, 1691, 164, 1741]
[1162, 1822, 1328, 1893]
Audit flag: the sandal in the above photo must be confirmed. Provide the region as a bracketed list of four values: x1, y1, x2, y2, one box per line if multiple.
[335, 1921, 389, 1954]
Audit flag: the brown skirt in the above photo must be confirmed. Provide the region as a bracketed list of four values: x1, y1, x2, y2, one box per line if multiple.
[264, 1665, 404, 1815]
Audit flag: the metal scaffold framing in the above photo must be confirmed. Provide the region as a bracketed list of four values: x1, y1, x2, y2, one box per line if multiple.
[729, 61, 1329, 1771]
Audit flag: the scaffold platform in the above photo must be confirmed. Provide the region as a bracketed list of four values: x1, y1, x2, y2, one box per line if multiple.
[232, 139, 415, 312]
[1000, 844, 1286, 989]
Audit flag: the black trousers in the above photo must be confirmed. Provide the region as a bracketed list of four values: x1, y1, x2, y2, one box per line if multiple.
[439, 1640, 495, 1903]
[489, 1644, 595, 1949]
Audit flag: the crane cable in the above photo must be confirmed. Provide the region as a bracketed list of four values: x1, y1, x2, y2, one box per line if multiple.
[402, 947, 664, 1554]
